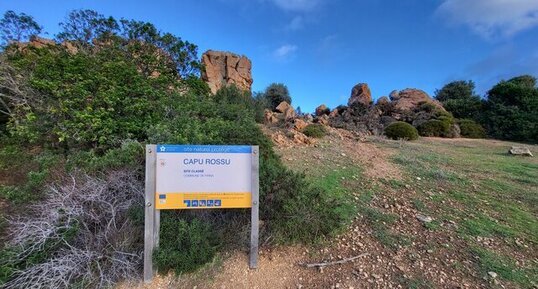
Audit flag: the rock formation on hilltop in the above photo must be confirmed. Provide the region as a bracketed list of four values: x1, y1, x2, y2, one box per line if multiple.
[311, 83, 455, 136]
[390, 89, 444, 112]
[348, 83, 372, 107]
[201, 50, 253, 94]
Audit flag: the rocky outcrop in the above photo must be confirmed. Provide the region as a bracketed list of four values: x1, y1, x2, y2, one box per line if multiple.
[14, 36, 55, 52]
[315, 104, 330, 116]
[317, 83, 454, 137]
[264, 101, 297, 125]
[348, 83, 372, 107]
[201, 50, 253, 94]
[390, 89, 444, 112]
[376, 96, 390, 106]
[294, 118, 308, 131]
[275, 101, 296, 120]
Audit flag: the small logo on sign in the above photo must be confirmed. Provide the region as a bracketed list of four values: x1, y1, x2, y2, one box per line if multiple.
[159, 146, 166, 152]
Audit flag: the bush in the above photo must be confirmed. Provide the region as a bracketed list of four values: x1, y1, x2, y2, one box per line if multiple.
[482, 75, 538, 143]
[457, 119, 486, 138]
[263, 83, 291, 110]
[384, 122, 419, 140]
[417, 119, 449, 137]
[303, 124, 327, 138]
[434, 80, 482, 119]
[154, 216, 220, 274]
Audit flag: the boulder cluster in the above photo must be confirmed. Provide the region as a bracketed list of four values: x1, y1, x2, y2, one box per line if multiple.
[314, 83, 458, 137]
[263, 101, 316, 146]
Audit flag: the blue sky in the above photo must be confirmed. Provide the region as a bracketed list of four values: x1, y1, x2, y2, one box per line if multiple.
[1, 0, 538, 112]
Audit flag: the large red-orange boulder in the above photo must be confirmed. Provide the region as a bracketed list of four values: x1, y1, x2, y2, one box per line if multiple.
[390, 89, 445, 112]
[348, 83, 372, 107]
[315, 104, 330, 116]
[201, 50, 253, 94]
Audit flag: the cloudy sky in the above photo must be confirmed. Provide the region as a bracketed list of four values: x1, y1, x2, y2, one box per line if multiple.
[2, 0, 537, 112]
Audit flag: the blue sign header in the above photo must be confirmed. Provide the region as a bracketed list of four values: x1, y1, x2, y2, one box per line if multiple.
[156, 145, 252, 154]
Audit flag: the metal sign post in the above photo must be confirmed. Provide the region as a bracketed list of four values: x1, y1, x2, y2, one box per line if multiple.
[144, 145, 159, 282]
[249, 146, 259, 269]
[144, 144, 259, 283]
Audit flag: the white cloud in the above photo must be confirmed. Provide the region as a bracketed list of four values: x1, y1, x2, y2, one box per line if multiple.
[286, 16, 304, 31]
[269, 0, 323, 12]
[273, 44, 298, 60]
[436, 0, 538, 40]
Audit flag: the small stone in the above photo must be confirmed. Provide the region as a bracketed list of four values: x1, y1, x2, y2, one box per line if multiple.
[417, 214, 433, 223]
[341, 153, 346, 157]
[488, 271, 498, 279]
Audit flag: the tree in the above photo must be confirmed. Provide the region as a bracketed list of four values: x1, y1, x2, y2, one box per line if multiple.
[56, 9, 119, 43]
[482, 75, 538, 142]
[0, 10, 42, 46]
[434, 80, 482, 119]
[264, 83, 291, 110]
[56, 10, 200, 77]
[120, 20, 200, 77]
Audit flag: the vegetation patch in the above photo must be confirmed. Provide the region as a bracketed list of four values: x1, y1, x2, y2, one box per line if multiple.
[303, 124, 327, 138]
[472, 247, 538, 288]
[457, 119, 486, 138]
[384, 121, 419, 140]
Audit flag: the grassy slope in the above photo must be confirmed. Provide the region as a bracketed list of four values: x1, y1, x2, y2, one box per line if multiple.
[385, 138, 538, 287]
[279, 135, 537, 288]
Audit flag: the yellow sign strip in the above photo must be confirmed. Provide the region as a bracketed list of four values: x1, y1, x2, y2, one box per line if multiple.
[155, 192, 252, 210]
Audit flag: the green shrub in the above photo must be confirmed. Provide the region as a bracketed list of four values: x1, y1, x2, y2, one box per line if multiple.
[263, 83, 291, 110]
[66, 140, 144, 172]
[384, 122, 419, 140]
[418, 120, 449, 137]
[458, 119, 486, 138]
[274, 181, 355, 242]
[418, 102, 437, 113]
[434, 80, 482, 119]
[303, 124, 327, 138]
[154, 216, 220, 274]
[482, 75, 538, 143]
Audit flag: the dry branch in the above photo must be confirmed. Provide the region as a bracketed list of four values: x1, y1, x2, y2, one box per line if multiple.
[301, 253, 369, 268]
[1, 169, 144, 289]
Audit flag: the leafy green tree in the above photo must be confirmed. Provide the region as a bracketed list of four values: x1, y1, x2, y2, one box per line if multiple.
[482, 75, 538, 142]
[0, 11, 43, 46]
[264, 83, 291, 110]
[56, 9, 119, 43]
[56, 10, 199, 77]
[120, 19, 199, 77]
[434, 80, 482, 119]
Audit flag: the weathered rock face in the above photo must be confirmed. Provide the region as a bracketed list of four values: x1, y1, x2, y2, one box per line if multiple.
[201, 50, 253, 94]
[275, 101, 296, 120]
[376, 96, 390, 106]
[390, 89, 444, 112]
[315, 104, 330, 116]
[294, 118, 308, 131]
[348, 83, 372, 107]
[264, 101, 297, 125]
[14, 36, 56, 52]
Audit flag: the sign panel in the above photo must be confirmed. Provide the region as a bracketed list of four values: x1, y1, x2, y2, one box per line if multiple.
[155, 144, 252, 209]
